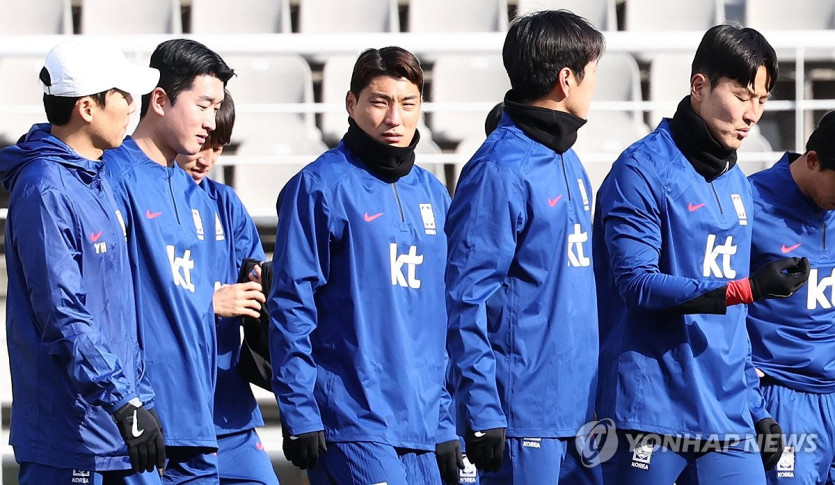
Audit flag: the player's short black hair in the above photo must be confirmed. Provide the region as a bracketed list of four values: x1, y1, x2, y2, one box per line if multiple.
[141, 38, 234, 117]
[691, 24, 778, 93]
[807, 111, 835, 171]
[207, 89, 235, 147]
[42, 90, 108, 126]
[350, 46, 424, 97]
[502, 9, 604, 102]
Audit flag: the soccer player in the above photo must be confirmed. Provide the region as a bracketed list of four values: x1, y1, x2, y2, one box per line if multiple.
[747, 111, 835, 484]
[444, 9, 604, 484]
[175, 91, 279, 485]
[0, 39, 164, 484]
[269, 46, 455, 484]
[103, 39, 235, 483]
[593, 25, 809, 484]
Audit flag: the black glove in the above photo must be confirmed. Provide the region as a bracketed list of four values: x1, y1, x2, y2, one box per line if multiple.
[282, 427, 327, 470]
[436, 439, 465, 484]
[750, 257, 810, 300]
[112, 400, 166, 473]
[755, 418, 784, 470]
[464, 427, 505, 473]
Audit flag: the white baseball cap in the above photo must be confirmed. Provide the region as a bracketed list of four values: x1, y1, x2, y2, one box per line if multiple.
[41, 39, 160, 97]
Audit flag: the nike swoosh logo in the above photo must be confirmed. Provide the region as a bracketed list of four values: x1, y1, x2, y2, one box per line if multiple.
[548, 195, 562, 207]
[781, 243, 802, 254]
[289, 435, 300, 441]
[688, 202, 706, 212]
[473, 431, 486, 438]
[146, 210, 163, 219]
[90, 231, 103, 242]
[364, 212, 383, 222]
[130, 409, 144, 438]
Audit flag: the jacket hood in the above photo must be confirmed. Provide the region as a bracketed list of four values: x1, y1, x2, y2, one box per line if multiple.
[0, 123, 100, 191]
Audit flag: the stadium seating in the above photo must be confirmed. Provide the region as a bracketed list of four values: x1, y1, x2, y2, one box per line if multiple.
[189, 0, 291, 34]
[624, 0, 724, 32]
[223, 53, 322, 149]
[0, 56, 46, 145]
[297, 0, 399, 33]
[745, 0, 835, 30]
[515, 0, 617, 31]
[427, 54, 511, 145]
[223, 53, 327, 218]
[648, 53, 693, 128]
[319, 55, 359, 145]
[581, 52, 650, 154]
[0, 0, 73, 34]
[80, 0, 182, 34]
[408, 0, 508, 33]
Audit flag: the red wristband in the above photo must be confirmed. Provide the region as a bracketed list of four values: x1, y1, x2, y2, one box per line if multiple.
[726, 278, 754, 305]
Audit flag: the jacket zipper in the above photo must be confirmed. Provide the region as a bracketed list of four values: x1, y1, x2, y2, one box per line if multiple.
[819, 212, 827, 250]
[710, 183, 723, 215]
[391, 183, 405, 222]
[168, 169, 181, 225]
[559, 154, 572, 201]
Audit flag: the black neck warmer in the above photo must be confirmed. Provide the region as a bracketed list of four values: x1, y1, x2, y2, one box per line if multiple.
[502, 91, 587, 154]
[669, 96, 737, 182]
[342, 118, 418, 182]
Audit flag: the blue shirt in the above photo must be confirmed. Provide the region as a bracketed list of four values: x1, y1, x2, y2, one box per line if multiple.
[748, 154, 835, 393]
[594, 120, 766, 439]
[269, 142, 453, 450]
[104, 137, 226, 448]
[445, 114, 598, 438]
[199, 177, 267, 435]
[1, 124, 149, 469]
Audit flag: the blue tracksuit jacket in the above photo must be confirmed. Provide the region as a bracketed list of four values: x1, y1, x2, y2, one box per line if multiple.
[445, 114, 598, 438]
[198, 177, 266, 435]
[748, 154, 835, 394]
[104, 137, 226, 448]
[269, 141, 454, 450]
[0, 124, 151, 469]
[594, 119, 768, 439]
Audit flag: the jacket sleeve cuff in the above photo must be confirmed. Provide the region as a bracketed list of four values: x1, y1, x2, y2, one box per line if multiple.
[667, 286, 727, 315]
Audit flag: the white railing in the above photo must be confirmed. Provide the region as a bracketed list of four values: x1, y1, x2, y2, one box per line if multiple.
[2, 30, 835, 153]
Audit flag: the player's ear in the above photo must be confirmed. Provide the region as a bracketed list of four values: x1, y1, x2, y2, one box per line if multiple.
[76, 96, 95, 123]
[806, 150, 820, 171]
[148, 87, 167, 116]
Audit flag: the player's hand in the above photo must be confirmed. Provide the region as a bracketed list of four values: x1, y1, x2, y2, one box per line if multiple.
[755, 418, 784, 470]
[248, 262, 262, 284]
[212, 281, 265, 318]
[112, 400, 166, 473]
[464, 427, 505, 473]
[750, 257, 810, 300]
[436, 439, 465, 484]
[282, 428, 327, 470]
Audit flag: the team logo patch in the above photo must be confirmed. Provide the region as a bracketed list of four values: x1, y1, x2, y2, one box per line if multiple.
[89, 229, 108, 254]
[777, 446, 795, 478]
[214, 212, 225, 241]
[522, 437, 542, 448]
[731, 193, 747, 225]
[192, 209, 204, 240]
[72, 469, 91, 483]
[631, 441, 654, 470]
[419, 203, 436, 235]
[460, 454, 478, 483]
